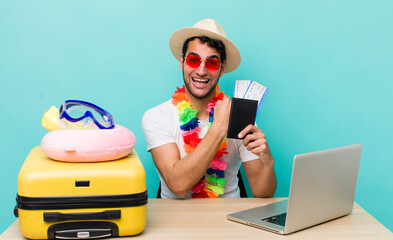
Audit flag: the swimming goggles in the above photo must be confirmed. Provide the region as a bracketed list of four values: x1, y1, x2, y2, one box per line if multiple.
[59, 100, 115, 130]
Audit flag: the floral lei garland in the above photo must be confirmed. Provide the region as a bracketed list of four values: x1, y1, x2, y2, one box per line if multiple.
[172, 85, 228, 198]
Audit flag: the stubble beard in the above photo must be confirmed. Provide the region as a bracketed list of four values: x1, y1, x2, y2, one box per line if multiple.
[182, 68, 221, 100]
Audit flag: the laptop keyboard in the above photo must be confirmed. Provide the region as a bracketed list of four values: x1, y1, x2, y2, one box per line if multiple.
[261, 212, 287, 226]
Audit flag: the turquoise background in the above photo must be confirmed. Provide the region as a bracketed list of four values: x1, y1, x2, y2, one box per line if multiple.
[1, 0, 392, 234]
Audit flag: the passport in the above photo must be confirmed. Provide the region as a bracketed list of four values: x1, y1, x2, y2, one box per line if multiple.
[227, 98, 258, 139]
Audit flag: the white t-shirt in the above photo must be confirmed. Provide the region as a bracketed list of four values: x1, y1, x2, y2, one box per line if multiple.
[142, 99, 258, 198]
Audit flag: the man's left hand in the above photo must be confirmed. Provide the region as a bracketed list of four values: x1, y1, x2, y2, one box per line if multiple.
[238, 124, 273, 163]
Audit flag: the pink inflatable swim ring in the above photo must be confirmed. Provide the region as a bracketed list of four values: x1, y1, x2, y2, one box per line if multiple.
[40, 124, 136, 162]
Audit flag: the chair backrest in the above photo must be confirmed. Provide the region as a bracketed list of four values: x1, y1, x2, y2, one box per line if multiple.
[157, 171, 248, 198]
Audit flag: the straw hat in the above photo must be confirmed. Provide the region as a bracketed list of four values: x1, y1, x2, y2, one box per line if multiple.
[169, 19, 241, 73]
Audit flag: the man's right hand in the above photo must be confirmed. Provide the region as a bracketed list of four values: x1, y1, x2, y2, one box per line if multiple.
[211, 95, 231, 138]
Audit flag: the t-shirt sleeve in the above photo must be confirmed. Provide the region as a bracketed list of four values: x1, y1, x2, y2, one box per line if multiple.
[238, 140, 259, 163]
[142, 107, 176, 151]
[238, 122, 260, 162]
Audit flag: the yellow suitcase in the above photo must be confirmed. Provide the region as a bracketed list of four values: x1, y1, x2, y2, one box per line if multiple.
[15, 146, 147, 239]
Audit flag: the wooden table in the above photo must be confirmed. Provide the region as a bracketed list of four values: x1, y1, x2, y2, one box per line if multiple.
[2, 198, 392, 239]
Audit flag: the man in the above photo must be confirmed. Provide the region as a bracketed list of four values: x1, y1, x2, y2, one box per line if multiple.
[142, 19, 276, 198]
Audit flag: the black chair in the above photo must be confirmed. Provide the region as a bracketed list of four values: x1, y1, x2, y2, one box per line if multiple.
[157, 171, 248, 198]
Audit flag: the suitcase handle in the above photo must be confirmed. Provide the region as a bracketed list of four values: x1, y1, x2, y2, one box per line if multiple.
[47, 221, 119, 240]
[44, 210, 121, 222]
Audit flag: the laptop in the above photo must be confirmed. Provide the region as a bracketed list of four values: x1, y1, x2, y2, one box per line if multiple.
[227, 144, 362, 234]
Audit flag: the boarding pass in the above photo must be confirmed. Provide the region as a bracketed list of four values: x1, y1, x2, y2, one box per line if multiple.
[234, 80, 269, 113]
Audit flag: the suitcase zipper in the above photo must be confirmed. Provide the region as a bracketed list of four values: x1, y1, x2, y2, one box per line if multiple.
[16, 191, 147, 210]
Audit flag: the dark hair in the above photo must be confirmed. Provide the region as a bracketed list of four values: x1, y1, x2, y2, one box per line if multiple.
[182, 36, 226, 63]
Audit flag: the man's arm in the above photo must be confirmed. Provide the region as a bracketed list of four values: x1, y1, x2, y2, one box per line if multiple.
[150, 97, 231, 197]
[239, 125, 277, 197]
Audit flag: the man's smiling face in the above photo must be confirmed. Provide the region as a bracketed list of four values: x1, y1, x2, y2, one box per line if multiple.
[180, 39, 226, 100]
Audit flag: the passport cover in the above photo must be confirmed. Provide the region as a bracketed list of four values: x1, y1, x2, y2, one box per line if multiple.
[227, 98, 258, 139]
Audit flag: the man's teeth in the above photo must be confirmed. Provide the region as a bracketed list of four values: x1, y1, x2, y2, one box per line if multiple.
[193, 78, 209, 83]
